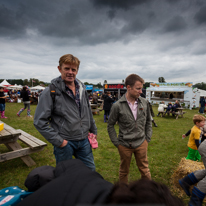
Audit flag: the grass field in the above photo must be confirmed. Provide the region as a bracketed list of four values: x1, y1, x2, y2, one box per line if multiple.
[0, 102, 203, 203]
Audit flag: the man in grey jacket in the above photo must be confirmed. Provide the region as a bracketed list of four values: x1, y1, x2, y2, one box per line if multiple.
[107, 74, 152, 183]
[34, 54, 97, 171]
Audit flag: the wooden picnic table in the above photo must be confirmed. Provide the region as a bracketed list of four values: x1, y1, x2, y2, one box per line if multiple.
[175, 107, 186, 119]
[90, 104, 100, 115]
[0, 121, 47, 167]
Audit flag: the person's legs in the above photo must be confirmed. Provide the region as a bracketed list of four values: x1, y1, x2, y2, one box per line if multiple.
[134, 140, 151, 180]
[104, 110, 107, 122]
[0, 104, 7, 118]
[194, 150, 201, 161]
[27, 104, 32, 117]
[74, 138, 96, 171]
[186, 147, 201, 161]
[53, 141, 74, 165]
[118, 145, 133, 184]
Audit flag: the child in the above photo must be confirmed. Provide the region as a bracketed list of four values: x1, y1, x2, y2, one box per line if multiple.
[185, 115, 205, 161]
[182, 119, 206, 143]
[179, 139, 206, 205]
[172, 100, 180, 116]
[165, 102, 173, 115]
[0, 86, 8, 118]
[157, 101, 167, 116]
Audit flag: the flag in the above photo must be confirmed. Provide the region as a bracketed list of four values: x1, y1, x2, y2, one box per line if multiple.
[32, 80, 35, 83]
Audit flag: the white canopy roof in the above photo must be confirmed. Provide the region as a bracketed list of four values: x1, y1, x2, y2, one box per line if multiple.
[30, 85, 45, 90]
[198, 89, 206, 97]
[7, 84, 23, 89]
[0, 79, 11, 86]
[147, 87, 189, 92]
[0, 84, 6, 87]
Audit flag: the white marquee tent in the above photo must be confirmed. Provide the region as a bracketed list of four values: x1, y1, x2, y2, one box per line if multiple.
[0, 79, 11, 86]
[30, 85, 45, 90]
[198, 89, 206, 97]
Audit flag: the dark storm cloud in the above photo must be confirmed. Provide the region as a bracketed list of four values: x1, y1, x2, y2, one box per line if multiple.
[163, 16, 187, 33]
[90, 0, 151, 10]
[0, 4, 27, 37]
[194, 6, 206, 25]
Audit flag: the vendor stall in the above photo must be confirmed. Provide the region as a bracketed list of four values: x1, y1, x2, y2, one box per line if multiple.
[103, 83, 126, 100]
[146, 82, 200, 110]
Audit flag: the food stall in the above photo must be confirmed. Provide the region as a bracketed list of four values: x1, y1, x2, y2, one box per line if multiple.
[146, 82, 200, 109]
[103, 83, 127, 100]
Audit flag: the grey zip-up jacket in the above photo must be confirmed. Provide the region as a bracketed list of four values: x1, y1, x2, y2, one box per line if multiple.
[107, 94, 152, 148]
[33, 77, 97, 147]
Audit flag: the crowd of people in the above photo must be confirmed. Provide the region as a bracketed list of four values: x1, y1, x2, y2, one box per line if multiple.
[2, 53, 206, 206]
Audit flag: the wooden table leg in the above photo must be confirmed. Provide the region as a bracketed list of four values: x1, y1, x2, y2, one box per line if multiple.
[176, 114, 179, 119]
[5, 142, 36, 167]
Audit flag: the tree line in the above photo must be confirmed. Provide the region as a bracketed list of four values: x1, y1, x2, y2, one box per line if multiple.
[0, 79, 49, 87]
[1, 78, 206, 90]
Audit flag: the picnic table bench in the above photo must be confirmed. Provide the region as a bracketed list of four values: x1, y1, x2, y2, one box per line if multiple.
[0, 121, 47, 167]
[175, 108, 186, 119]
[90, 104, 100, 115]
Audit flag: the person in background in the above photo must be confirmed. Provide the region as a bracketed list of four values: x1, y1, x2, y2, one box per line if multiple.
[108, 74, 152, 184]
[165, 102, 173, 115]
[103, 91, 114, 123]
[172, 100, 181, 116]
[148, 101, 158, 127]
[0, 86, 8, 118]
[157, 101, 167, 116]
[17, 86, 32, 117]
[179, 138, 206, 206]
[33, 54, 97, 171]
[182, 119, 206, 143]
[92, 93, 98, 104]
[199, 96, 206, 114]
[185, 115, 205, 161]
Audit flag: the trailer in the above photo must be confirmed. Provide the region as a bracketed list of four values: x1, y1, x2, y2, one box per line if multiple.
[146, 82, 200, 110]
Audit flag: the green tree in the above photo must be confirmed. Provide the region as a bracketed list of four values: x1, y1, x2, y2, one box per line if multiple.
[23, 79, 29, 86]
[143, 82, 152, 89]
[194, 82, 206, 90]
[158, 77, 166, 83]
[84, 82, 90, 85]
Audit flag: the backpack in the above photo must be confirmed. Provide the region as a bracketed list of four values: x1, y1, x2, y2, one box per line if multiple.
[49, 83, 90, 107]
[50, 84, 56, 104]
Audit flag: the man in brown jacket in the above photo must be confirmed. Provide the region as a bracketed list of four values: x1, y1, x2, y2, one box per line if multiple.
[107, 74, 152, 184]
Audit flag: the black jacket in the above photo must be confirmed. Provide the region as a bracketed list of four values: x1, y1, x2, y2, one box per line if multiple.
[103, 95, 114, 110]
[20, 90, 30, 101]
[17, 159, 113, 206]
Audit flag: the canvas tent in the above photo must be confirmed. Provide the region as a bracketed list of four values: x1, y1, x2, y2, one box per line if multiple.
[0, 80, 11, 86]
[30, 85, 45, 90]
[7, 84, 23, 90]
[198, 89, 206, 97]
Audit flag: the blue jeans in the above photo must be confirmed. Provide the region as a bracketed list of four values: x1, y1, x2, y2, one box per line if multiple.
[53, 138, 95, 171]
[0, 103, 5, 112]
[199, 106, 205, 114]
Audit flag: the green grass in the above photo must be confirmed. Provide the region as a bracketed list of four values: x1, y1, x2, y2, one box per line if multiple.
[0, 103, 202, 203]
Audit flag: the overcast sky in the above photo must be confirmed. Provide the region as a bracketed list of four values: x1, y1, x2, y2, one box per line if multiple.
[0, 0, 206, 85]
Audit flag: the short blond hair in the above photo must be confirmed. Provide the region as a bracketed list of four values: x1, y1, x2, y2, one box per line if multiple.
[59, 54, 80, 69]
[193, 114, 205, 124]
